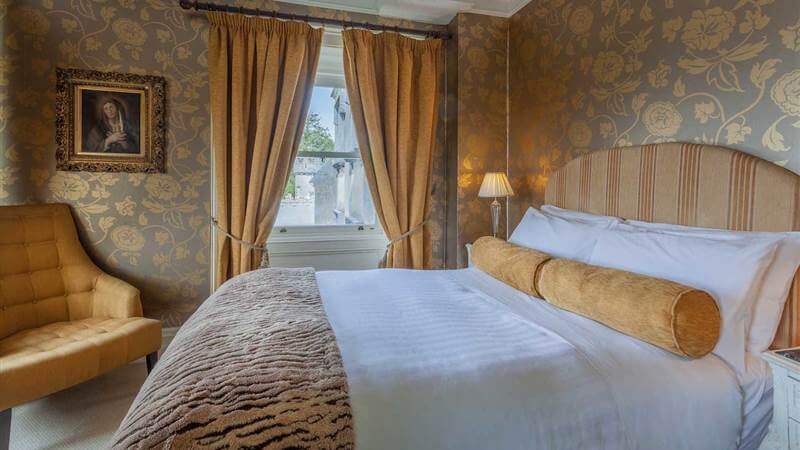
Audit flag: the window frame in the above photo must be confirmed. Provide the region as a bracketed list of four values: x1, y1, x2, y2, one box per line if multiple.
[273, 31, 380, 237]
[294, 150, 360, 159]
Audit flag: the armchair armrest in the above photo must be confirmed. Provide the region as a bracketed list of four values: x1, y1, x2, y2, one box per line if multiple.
[92, 273, 143, 318]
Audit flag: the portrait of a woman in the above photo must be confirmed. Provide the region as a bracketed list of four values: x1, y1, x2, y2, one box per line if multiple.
[81, 92, 141, 155]
[57, 68, 165, 172]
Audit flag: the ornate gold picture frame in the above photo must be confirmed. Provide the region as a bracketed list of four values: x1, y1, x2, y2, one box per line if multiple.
[56, 68, 166, 173]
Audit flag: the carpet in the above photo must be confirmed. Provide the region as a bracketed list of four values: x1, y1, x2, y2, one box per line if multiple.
[10, 360, 148, 450]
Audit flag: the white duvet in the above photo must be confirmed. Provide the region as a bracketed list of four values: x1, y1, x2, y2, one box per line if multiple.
[317, 268, 745, 450]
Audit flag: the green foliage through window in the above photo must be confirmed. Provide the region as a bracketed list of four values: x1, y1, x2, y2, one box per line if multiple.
[284, 173, 296, 198]
[299, 112, 334, 153]
[284, 113, 334, 198]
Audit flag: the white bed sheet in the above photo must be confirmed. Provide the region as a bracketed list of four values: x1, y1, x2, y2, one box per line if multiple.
[740, 354, 773, 450]
[317, 268, 745, 450]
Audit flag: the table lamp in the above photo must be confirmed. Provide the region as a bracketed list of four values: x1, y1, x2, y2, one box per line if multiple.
[478, 172, 514, 237]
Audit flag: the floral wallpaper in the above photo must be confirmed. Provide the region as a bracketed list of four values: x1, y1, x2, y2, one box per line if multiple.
[0, 0, 448, 325]
[508, 0, 800, 227]
[8, 0, 794, 306]
[427, 60, 447, 270]
[446, 13, 509, 267]
[1, 0, 211, 326]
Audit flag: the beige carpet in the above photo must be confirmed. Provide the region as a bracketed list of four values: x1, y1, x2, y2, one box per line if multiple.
[9, 360, 148, 450]
[7, 357, 783, 449]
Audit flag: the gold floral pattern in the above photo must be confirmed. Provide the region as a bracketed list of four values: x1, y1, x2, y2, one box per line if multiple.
[111, 18, 147, 46]
[780, 19, 800, 52]
[643, 101, 683, 137]
[111, 225, 146, 252]
[0, 0, 447, 325]
[772, 69, 800, 116]
[568, 6, 593, 35]
[447, 13, 509, 267]
[49, 172, 91, 201]
[647, 60, 670, 88]
[681, 7, 735, 51]
[567, 120, 592, 147]
[145, 175, 182, 201]
[509, 0, 800, 226]
[593, 51, 625, 83]
[0, 167, 19, 199]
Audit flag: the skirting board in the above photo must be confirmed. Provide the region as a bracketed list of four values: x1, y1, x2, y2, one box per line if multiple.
[161, 326, 178, 353]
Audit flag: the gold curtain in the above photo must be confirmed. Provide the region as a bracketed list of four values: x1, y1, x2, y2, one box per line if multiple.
[342, 30, 442, 269]
[208, 12, 321, 288]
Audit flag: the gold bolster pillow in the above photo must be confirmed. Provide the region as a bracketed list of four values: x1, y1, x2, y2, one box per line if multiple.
[472, 236, 551, 297]
[536, 258, 721, 358]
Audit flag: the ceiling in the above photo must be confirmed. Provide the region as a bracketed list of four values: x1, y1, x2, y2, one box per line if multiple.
[277, 0, 532, 24]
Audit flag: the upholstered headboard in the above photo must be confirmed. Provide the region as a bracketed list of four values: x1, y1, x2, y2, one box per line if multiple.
[543, 142, 800, 349]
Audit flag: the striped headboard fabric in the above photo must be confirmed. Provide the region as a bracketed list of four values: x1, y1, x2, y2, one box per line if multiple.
[543, 142, 800, 349]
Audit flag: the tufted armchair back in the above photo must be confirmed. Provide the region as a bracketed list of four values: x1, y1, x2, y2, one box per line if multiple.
[0, 204, 128, 339]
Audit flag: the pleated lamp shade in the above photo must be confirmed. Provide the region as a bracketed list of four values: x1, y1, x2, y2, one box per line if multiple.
[478, 172, 514, 198]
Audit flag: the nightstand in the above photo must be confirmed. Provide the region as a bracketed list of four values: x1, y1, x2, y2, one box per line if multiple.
[763, 348, 800, 449]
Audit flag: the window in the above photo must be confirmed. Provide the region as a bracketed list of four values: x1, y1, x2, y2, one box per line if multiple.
[274, 39, 376, 228]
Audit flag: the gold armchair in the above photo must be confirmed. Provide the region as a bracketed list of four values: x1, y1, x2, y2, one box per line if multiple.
[0, 204, 161, 449]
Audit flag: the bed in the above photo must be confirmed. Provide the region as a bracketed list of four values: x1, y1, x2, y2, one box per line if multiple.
[113, 143, 800, 449]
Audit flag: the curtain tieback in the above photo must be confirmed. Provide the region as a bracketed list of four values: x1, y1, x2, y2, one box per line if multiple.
[379, 217, 429, 268]
[210, 217, 268, 251]
[386, 217, 429, 248]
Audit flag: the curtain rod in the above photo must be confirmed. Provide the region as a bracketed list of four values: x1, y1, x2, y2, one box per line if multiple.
[178, 0, 452, 40]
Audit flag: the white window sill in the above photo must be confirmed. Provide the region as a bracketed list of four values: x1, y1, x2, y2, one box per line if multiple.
[267, 225, 387, 269]
[269, 225, 386, 244]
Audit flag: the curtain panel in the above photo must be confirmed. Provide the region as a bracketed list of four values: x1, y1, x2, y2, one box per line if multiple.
[342, 30, 442, 269]
[208, 12, 322, 288]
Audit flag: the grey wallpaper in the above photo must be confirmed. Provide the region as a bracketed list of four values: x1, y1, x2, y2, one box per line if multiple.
[1, 0, 212, 326]
[8, 0, 796, 324]
[508, 0, 800, 227]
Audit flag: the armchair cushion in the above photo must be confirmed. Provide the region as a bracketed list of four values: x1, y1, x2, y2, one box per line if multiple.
[0, 317, 161, 411]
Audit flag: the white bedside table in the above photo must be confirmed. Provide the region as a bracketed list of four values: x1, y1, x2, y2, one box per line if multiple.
[763, 348, 800, 449]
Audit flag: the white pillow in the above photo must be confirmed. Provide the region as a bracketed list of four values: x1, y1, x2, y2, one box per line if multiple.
[509, 207, 614, 262]
[541, 204, 621, 227]
[589, 228, 778, 375]
[621, 219, 800, 353]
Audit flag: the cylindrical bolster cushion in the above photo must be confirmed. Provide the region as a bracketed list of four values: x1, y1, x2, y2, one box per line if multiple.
[537, 259, 720, 358]
[472, 236, 552, 297]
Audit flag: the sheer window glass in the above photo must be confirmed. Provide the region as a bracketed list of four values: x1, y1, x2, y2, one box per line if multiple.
[275, 40, 376, 227]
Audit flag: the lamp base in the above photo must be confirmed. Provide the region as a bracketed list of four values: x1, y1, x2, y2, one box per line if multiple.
[490, 198, 501, 238]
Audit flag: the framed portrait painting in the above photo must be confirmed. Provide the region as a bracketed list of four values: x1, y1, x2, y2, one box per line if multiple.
[56, 68, 166, 173]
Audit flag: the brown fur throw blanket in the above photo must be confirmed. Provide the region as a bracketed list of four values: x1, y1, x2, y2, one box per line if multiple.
[112, 268, 354, 449]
